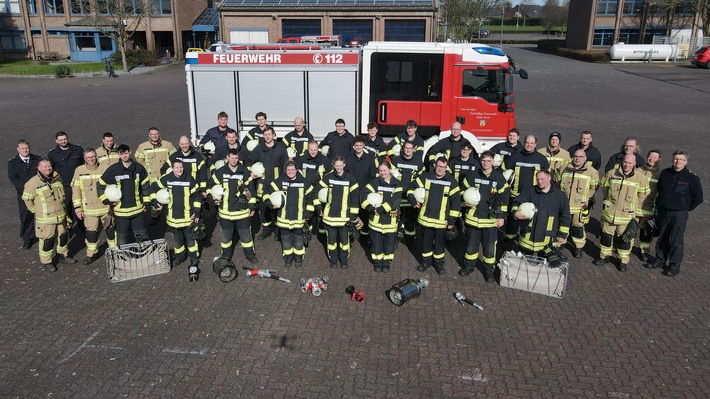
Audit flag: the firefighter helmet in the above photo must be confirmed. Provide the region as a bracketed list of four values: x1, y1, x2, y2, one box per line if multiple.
[462, 187, 481, 206]
[367, 192, 383, 208]
[390, 144, 402, 157]
[318, 187, 329, 204]
[210, 184, 224, 200]
[493, 154, 503, 168]
[413, 187, 426, 204]
[246, 139, 259, 152]
[518, 202, 537, 219]
[286, 147, 297, 158]
[251, 162, 265, 178]
[270, 190, 286, 208]
[320, 145, 330, 157]
[156, 188, 171, 205]
[203, 141, 216, 154]
[104, 184, 121, 202]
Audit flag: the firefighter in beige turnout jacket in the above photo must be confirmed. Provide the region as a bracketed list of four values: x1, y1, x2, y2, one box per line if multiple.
[636, 150, 662, 261]
[135, 127, 176, 219]
[72, 148, 115, 265]
[593, 154, 650, 271]
[22, 159, 77, 271]
[559, 149, 599, 258]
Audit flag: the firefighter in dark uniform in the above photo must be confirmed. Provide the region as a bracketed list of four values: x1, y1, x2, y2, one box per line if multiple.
[264, 160, 315, 268]
[363, 122, 389, 162]
[199, 111, 231, 151]
[47, 131, 84, 226]
[156, 159, 202, 269]
[240, 111, 268, 154]
[346, 135, 378, 237]
[96, 132, 120, 166]
[247, 126, 289, 240]
[390, 140, 425, 239]
[8, 139, 41, 249]
[362, 161, 402, 272]
[210, 149, 258, 264]
[512, 170, 571, 261]
[166, 136, 209, 193]
[211, 129, 241, 171]
[97, 144, 151, 246]
[320, 118, 354, 160]
[490, 128, 523, 168]
[283, 117, 314, 158]
[389, 120, 424, 160]
[296, 140, 333, 234]
[459, 151, 510, 282]
[502, 134, 550, 241]
[604, 136, 645, 174]
[408, 156, 461, 275]
[318, 156, 360, 269]
[567, 130, 603, 171]
[645, 150, 703, 277]
[448, 141, 481, 186]
[426, 122, 472, 167]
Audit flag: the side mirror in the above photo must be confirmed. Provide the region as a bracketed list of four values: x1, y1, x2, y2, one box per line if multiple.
[518, 69, 529, 79]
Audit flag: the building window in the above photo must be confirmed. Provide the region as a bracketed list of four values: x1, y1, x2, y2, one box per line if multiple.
[122, 0, 143, 15]
[0, 30, 27, 50]
[592, 28, 615, 46]
[596, 0, 617, 15]
[384, 20, 426, 42]
[99, 35, 113, 51]
[75, 32, 98, 51]
[622, 0, 642, 15]
[43, 0, 64, 14]
[1, 0, 21, 13]
[26, 0, 36, 13]
[151, 0, 171, 15]
[333, 19, 373, 45]
[96, 0, 108, 14]
[282, 19, 321, 37]
[70, 0, 91, 15]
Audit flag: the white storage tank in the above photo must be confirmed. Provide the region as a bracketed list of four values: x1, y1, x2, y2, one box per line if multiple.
[610, 43, 678, 62]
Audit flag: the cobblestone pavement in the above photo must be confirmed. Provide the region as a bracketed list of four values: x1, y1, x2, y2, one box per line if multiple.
[0, 47, 708, 398]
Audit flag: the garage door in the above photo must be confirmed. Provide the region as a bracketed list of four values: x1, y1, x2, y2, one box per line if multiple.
[229, 29, 269, 44]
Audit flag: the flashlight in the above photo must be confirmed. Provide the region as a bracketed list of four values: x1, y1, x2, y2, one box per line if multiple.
[387, 278, 429, 306]
[188, 265, 200, 282]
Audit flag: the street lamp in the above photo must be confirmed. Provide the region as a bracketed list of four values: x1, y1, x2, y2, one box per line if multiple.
[500, 5, 505, 48]
[515, 11, 521, 31]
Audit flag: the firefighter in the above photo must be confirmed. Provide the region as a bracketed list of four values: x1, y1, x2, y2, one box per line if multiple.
[604, 136, 645, 174]
[363, 122, 388, 162]
[135, 127, 176, 222]
[636, 150, 662, 262]
[156, 159, 202, 269]
[512, 170, 571, 262]
[167, 136, 209, 193]
[265, 160, 315, 268]
[295, 140, 332, 186]
[22, 158, 76, 272]
[408, 156, 461, 275]
[362, 161, 402, 272]
[390, 140, 425, 239]
[389, 119, 424, 159]
[459, 151, 509, 282]
[211, 149, 258, 264]
[645, 150, 703, 277]
[199, 111, 231, 151]
[318, 156, 359, 269]
[71, 148, 114, 265]
[96, 132, 120, 166]
[567, 131, 602, 171]
[47, 131, 84, 228]
[97, 144, 151, 246]
[538, 132, 570, 182]
[448, 141, 481, 186]
[8, 139, 41, 249]
[320, 118, 354, 160]
[502, 134, 550, 241]
[559, 150, 599, 258]
[211, 129, 241, 171]
[346, 135, 378, 237]
[593, 154, 650, 271]
[426, 122, 472, 166]
[283, 117, 314, 158]
[490, 128, 522, 167]
[241, 111, 268, 148]
[247, 125, 289, 240]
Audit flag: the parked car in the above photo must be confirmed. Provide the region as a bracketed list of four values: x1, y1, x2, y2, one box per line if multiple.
[471, 29, 490, 39]
[691, 46, 709, 69]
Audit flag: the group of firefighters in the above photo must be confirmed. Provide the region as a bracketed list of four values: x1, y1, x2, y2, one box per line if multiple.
[10, 112, 702, 280]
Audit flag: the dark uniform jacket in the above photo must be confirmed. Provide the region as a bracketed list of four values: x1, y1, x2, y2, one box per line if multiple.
[448, 155, 481, 186]
[391, 132, 424, 159]
[491, 140, 522, 163]
[200, 125, 231, 149]
[390, 154, 425, 199]
[513, 184, 571, 243]
[295, 152, 332, 185]
[427, 136, 473, 165]
[363, 135, 388, 161]
[266, 173, 315, 230]
[567, 142, 603, 171]
[283, 129, 314, 157]
[320, 130, 354, 160]
[98, 160, 150, 218]
[166, 148, 209, 191]
[9, 154, 41, 196]
[156, 172, 202, 229]
[408, 171, 461, 229]
[504, 150, 550, 198]
[345, 151, 377, 188]
[361, 176, 402, 234]
[655, 167, 703, 212]
[48, 143, 84, 186]
[211, 144, 242, 168]
[318, 170, 359, 226]
[248, 141, 289, 192]
[211, 164, 256, 221]
[462, 168, 510, 228]
[604, 152, 645, 174]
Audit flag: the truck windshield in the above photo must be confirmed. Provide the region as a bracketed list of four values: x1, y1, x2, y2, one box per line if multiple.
[461, 68, 504, 104]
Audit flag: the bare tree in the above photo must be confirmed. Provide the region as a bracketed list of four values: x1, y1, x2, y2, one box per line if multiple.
[84, 0, 152, 72]
[442, 0, 504, 41]
[540, 0, 568, 38]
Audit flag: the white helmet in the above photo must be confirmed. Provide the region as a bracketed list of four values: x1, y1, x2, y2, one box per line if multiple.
[518, 202, 537, 219]
[367, 192, 383, 208]
[203, 141, 216, 154]
[493, 154, 503, 168]
[462, 187, 481, 206]
[213, 159, 226, 170]
[286, 147, 297, 158]
[210, 184, 224, 200]
[251, 162, 265, 178]
[390, 144, 402, 157]
[104, 184, 121, 202]
[502, 169, 515, 185]
[318, 187, 329, 204]
[320, 145, 330, 157]
[434, 152, 446, 162]
[164, 167, 173, 176]
[246, 139, 259, 152]
[390, 167, 402, 180]
[413, 187, 426, 204]
[156, 188, 171, 205]
[270, 190, 286, 208]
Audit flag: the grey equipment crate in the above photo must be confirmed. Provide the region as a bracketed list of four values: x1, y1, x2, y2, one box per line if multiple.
[497, 251, 568, 298]
[105, 239, 170, 283]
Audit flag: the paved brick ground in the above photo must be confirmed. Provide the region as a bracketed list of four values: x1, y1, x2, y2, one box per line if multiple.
[0, 49, 708, 398]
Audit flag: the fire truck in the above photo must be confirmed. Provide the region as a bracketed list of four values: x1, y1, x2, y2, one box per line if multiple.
[185, 41, 527, 153]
